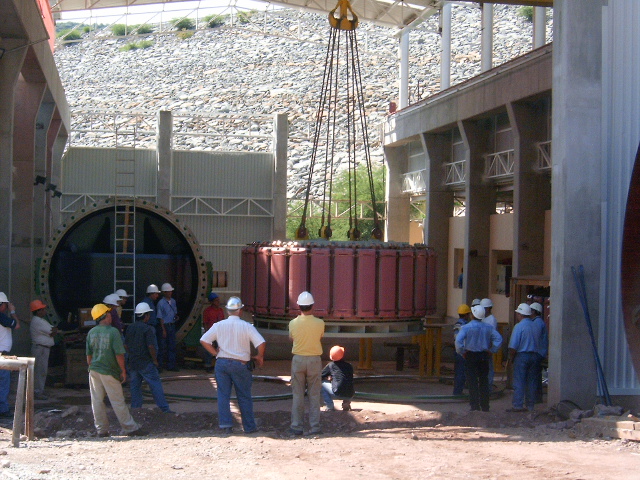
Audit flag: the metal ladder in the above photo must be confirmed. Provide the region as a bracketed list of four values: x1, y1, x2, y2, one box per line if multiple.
[113, 120, 137, 322]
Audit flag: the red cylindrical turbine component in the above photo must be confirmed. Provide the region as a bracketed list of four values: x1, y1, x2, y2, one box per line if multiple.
[377, 248, 398, 318]
[332, 247, 355, 317]
[426, 248, 437, 313]
[397, 248, 415, 317]
[413, 248, 428, 315]
[288, 246, 308, 314]
[254, 246, 271, 314]
[269, 247, 288, 315]
[356, 248, 376, 318]
[240, 245, 257, 313]
[309, 246, 331, 316]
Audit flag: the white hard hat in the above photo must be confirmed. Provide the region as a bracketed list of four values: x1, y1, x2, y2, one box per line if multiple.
[103, 293, 121, 306]
[530, 302, 543, 314]
[297, 291, 315, 306]
[471, 298, 481, 306]
[115, 289, 128, 298]
[161, 283, 174, 292]
[471, 305, 485, 320]
[146, 284, 160, 294]
[134, 302, 153, 315]
[0, 292, 8, 303]
[515, 303, 532, 315]
[226, 296, 244, 310]
[480, 298, 493, 308]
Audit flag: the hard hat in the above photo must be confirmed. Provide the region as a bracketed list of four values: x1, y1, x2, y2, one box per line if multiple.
[161, 283, 174, 292]
[103, 294, 121, 306]
[225, 296, 244, 310]
[146, 284, 160, 294]
[515, 303, 532, 316]
[530, 302, 543, 314]
[30, 300, 47, 312]
[115, 289, 128, 298]
[471, 298, 481, 307]
[297, 291, 315, 306]
[329, 345, 345, 361]
[0, 292, 8, 303]
[471, 305, 486, 320]
[480, 298, 493, 308]
[457, 304, 471, 315]
[91, 303, 110, 321]
[134, 302, 153, 315]
[208, 292, 219, 302]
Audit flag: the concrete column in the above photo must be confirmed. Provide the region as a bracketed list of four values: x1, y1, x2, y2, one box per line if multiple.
[507, 101, 551, 277]
[481, 3, 494, 72]
[422, 133, 454, 316]
[0, 41, 27, 294]
[460, 119, 494, 302]
[384, 145, 410, 242]
[398, 31, 410, 108]
[13, 77, 46, 314]
[32, 94, 56, 293]
[440, 1, 452, 91]
[273, 113, 288, 240]
[533, 7, 547, 49]
[157, 110, 173, 208]
[47, 111, 65, 232]
[549, 0, 602, 407]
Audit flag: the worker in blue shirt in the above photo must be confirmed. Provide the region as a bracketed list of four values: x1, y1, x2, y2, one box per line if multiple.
[455, 305, 502, 412]
[530, 302, 548, 404]
[507, 303, 540, 412]
[453, 304, 471, 395]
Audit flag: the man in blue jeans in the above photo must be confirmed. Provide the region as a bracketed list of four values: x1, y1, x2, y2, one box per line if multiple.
[125, 303, 174, 414]
[507, 303, 540, 412]
[0, 292, 20, 419]
[157, 283, 179, 372]
[200, 297, 265, 434]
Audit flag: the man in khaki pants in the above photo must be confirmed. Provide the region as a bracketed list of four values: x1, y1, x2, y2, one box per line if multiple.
[288, 291, 324, 435]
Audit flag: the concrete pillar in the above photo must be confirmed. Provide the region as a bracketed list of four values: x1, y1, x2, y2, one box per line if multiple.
[384, 145, 410, 242]
[440, 1, 452, 91]
[157, 110, 173, 208]
[47, 112, 65, 232]
[399, 31, 410, 108]
[460, 119, 494, 302]
[549, 0, 602, 407]
[273, 113, 288, 240]
[533, 7, 547, 49]
[0, 41, 27, 294]
[13, 77, 46, 316]
[481, 3, 494, 72]
[422, 133, 454, 316]
[507, 101, 551, 277]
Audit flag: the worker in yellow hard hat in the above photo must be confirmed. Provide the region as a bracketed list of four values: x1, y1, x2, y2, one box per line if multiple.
[453, 304, 472, 395]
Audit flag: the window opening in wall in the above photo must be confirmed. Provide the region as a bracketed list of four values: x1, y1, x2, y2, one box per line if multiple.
[453, 248, 465, 289]
[496, 189, 513, 214]
[453, 195, 466, 217]
[491, 250, 513, 295]
[410, 198, 426, 223]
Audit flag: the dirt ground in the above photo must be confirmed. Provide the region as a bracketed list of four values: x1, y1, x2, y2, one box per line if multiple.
[0, 361, 639, 480]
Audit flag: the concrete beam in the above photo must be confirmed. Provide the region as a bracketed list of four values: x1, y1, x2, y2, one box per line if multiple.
[273, 113, 288, 240]
[157, 110, 173, 208]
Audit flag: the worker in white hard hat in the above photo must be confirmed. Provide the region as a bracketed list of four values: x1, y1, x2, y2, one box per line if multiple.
[288, 291, 325, 435]
[480, 298, 498, 389]
[86, 304, 145, 437]
[199, 296, 266, 434]
[0, 292, 20, 418]
[114, 289, 129, 319]
[157, 283, 179, 372]
[507, 303, 539, 412]
[103, 293, 124, 336]
[455, 304, 502, 412]
[529, 302, 549, 404]
[125, 302, 175, 414]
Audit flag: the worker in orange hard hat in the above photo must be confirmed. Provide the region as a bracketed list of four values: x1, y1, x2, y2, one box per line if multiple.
[29, 300, 57, 400]
[321, 345, 354, 412]
[453, 304, 472, 396]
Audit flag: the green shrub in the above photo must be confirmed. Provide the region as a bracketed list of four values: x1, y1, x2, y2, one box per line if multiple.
[82, 25, 91, 33]
[176, 30, 194, 40]
[172, 17, 195, 31]
[137, 24, 154, 34]
[111, 24, 128, 36]
[119, 40, 154, 52]
[237, 11, 256, 25]
[56, 29, 82, 41]
[203, 14, 226, 28]
[518, 6, 534, 22]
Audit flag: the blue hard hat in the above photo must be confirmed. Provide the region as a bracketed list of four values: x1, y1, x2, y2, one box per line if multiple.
[208, 292, 219, 301]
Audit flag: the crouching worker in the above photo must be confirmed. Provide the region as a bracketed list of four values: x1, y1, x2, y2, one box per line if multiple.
[86, 304, 146, 437]
[125, 303, 175, 414]
[321, 345, 354, 411]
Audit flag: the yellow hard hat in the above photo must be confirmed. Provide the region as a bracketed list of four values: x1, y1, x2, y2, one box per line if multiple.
[457, 304, 471, 315]
[91, 303, 110, 321]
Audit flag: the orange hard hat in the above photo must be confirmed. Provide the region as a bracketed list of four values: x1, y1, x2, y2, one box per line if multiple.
[330, 345, 345, 361]
[30, 299, 47, 312]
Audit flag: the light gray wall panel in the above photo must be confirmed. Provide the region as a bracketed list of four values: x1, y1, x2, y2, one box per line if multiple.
[172, 151, 274, 197]
[600, 0, 640, 393]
